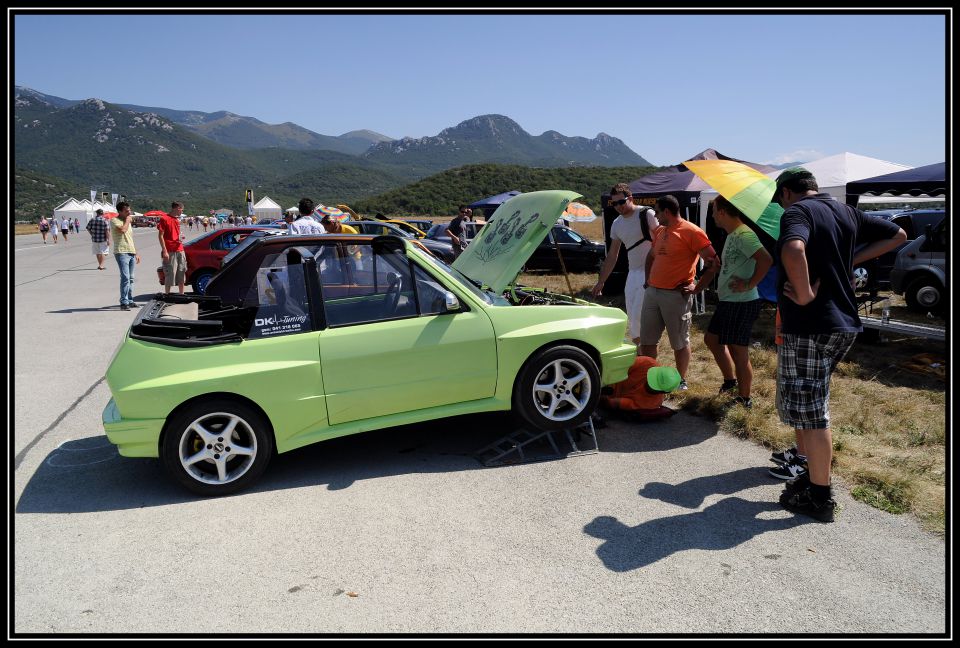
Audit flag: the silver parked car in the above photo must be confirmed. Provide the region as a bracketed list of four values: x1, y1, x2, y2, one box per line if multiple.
[889, 217, 946, 312]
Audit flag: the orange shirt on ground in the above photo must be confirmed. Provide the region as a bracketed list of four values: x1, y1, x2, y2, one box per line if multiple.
[648, 219, 712, 289]
[602, 356, 664, 411]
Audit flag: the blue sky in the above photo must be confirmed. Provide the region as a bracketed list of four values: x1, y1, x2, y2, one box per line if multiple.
[12, 11, 949, 167]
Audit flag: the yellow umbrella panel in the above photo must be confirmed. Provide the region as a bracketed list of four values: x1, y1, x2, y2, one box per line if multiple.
[684, 158, 783, 240]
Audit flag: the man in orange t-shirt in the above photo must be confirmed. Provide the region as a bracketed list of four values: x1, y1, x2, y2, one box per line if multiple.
[639, 194, 719, 390]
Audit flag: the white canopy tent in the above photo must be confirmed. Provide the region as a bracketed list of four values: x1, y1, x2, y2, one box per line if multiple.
[698, 152, 913, 226]
[253, 196, 282, 221]
[53, 198, 94, 227]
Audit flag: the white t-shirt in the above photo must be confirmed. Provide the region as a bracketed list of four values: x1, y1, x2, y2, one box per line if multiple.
[610, 207, 658, 271]
[288, 217, 322, 235]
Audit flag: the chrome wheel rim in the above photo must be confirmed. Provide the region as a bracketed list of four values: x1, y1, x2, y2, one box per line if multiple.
[531, 358, 591, 422]
[178, 411, 258, 486]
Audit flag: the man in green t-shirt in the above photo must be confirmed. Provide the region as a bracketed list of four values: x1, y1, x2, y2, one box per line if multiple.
[703, 196, 773, 408]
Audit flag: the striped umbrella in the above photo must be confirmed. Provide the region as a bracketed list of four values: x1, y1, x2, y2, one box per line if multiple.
[683, 158, 783, 240]
[314, 204, 349, 222]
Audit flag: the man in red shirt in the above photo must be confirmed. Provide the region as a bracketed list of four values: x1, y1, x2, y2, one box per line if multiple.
[157, 201, 187, 294]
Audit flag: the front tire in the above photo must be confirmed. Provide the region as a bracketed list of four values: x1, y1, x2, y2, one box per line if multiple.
[905, 276, 944, 312]
[513, 345, 600, 431]
[161, 399, 273, 496]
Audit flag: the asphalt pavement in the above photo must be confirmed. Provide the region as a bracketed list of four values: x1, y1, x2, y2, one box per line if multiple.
[12, 227, 947, 635]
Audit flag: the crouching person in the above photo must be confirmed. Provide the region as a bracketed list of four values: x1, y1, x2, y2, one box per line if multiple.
[599, 356, 682, 421]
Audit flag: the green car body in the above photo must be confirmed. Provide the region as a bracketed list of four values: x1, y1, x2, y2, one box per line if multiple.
[102, 190, 634, 494]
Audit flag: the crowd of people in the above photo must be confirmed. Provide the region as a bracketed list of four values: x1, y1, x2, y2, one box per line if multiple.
[593, 172, 906, 522]
[38, 172, 908, 522]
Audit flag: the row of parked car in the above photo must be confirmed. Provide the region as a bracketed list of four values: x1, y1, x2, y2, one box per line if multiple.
[160, 215, 608, 294]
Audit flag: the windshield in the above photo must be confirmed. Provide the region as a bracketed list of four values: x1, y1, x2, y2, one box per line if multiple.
[221, 231, 280, 266]
[416, 249, 508, 306]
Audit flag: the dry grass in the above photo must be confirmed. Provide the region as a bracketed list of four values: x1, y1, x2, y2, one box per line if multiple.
[15, 223, 41, 236]
[517, 271, 947, 535]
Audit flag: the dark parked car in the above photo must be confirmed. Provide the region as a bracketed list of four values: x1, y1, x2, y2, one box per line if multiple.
[523, 225, 606, 272]
[853, 209, 945, 293]
[346, 220, 455, 263]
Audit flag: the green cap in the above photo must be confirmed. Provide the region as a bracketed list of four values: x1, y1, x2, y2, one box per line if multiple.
[775, 166, 814, 190]
[646, 366, 681, 393]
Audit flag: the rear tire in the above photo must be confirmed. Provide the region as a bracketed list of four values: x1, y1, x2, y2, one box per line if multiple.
[192, 270, 215, 295]
[512, 345, 600, 431]
[161, 399, 273, 496]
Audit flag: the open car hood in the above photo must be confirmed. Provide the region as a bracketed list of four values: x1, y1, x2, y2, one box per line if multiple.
[451, 190, 582, 293]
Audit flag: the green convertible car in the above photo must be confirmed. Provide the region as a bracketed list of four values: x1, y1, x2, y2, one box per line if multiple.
[102, 190, 635, 495]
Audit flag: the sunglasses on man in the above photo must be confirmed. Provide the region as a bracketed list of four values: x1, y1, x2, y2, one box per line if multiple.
[609, 198, 629, 207]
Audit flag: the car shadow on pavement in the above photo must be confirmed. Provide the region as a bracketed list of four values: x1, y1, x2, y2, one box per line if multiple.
[16, 413, 523, 513]
[584, 496, 808, 572]
[16, 411, 723, 514]
[594, 408, 717, 453]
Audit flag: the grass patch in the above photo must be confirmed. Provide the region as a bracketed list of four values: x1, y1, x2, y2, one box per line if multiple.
[517, 271, 946, 535]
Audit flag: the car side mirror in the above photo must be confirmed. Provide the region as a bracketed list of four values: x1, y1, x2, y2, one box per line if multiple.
[444, 291, 461, 312]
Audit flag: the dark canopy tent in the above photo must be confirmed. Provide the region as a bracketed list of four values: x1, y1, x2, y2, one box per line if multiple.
[845, 162, 946, 205]
[468, 190, 522, 219]
[600, 149, 778, 296]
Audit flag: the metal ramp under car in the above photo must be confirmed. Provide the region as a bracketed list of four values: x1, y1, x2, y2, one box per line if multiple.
[473, 418, 599, 467]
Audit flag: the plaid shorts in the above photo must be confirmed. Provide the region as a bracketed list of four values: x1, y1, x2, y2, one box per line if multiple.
[776, 332, 857, 430]
[707, 299, 762, 346]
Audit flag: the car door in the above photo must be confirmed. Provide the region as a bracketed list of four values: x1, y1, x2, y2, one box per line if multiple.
[551, 226, 591, 269]
[316, 241, 497, 425]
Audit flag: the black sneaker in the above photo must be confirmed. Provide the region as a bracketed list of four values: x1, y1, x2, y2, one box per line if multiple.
[771, 446, 803, 466]
[769, 458, 807, 480]
[780, 486, 836, 522]
[678, 379, 688, 391]
[128, 301, 140, 307]
[719, 379, 738, 394]
[120, 303, 130, 311]
[782, 472, 811, 496]
[733, 396, 753, 408]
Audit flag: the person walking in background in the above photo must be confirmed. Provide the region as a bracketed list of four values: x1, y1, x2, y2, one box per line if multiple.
[703, 196, 773, 409]
[50, 217, 60, 243]
[772, 167, 905, 522]
[638, 194, 720, 390]
[592, 182, 659, 345]
[158, 202, 187, 294]
[38, 216, 50, 244]
[74, 217, 81, 234]
[60, 216, 70, 242]
[110, 201, 142, 311]
[86, 208, 110, 270]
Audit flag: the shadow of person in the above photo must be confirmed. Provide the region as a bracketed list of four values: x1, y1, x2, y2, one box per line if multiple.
[638, 467, 775, 509]
[583, 497, 806, 572]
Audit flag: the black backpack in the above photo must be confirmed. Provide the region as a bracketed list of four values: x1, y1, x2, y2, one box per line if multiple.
[623, 208, 654, 254]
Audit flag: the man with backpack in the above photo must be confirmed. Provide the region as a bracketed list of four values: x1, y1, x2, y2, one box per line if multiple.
[591, 182, 659, 345]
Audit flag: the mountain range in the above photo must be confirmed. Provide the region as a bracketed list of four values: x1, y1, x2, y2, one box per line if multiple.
[13, 85, 653, 217]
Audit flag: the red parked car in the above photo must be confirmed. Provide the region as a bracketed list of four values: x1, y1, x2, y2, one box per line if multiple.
[157, 225, 282, 294]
